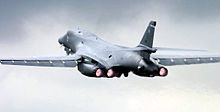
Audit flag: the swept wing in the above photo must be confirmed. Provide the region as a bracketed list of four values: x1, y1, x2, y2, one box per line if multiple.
[0, 55, 81, 67]
[152, 54, 220, 66]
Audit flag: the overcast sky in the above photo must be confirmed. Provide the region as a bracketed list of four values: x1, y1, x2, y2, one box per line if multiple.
[0, 0, 220, 112]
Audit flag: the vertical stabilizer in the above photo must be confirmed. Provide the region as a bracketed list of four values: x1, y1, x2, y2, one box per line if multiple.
[139, 21, 156, 48]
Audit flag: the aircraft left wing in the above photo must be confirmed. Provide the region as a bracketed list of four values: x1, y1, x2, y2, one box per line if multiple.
[0, 55, 81, 67]
[152, 54, 220, 66]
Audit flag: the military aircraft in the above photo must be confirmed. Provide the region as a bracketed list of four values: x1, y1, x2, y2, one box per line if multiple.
[1, 21, 220, 78]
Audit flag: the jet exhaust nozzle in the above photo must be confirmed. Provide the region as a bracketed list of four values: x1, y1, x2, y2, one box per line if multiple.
[96, 69, 104, 77]
[107, 69, 115, 77]
[158, 67, 168, 77]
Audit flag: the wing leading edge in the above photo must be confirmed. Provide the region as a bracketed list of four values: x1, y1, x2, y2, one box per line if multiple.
[152, 54, 220, 66]
[0, 55, 81, 67]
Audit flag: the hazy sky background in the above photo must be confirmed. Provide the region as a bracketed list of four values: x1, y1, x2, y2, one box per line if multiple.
[0, 0, 220, 112]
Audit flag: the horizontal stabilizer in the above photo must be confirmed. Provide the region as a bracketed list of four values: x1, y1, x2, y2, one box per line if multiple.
[154, 47, 207, 52]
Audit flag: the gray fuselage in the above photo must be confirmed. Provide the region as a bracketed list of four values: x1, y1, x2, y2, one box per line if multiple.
[59, 29, 142, 70]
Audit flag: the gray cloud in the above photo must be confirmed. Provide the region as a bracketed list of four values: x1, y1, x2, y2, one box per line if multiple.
[1, 0, 220, 42]
[0, 0, 220, 112]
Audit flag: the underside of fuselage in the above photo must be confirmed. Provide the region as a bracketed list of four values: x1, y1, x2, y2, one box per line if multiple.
[77, 58, 168, 78]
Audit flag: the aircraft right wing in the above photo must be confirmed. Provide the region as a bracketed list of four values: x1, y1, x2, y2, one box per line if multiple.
[121, 46, 206, 53]
[152, 54, 220, 66]
[0, 54, 81, 67]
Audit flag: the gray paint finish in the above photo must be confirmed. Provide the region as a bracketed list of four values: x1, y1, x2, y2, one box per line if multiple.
[1, 21, 220, 78]
[0, 1, 220, 112]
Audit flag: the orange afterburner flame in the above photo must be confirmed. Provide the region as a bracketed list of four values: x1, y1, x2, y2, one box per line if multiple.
[96, 69, 104, 77]
[107, 69, 115, 77]
[159, 67, 168, 76]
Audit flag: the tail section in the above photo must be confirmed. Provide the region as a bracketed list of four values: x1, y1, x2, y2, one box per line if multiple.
[139, 21, 156, 48]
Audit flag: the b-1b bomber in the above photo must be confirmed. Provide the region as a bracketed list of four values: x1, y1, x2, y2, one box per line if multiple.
[1, 21, 220, 78]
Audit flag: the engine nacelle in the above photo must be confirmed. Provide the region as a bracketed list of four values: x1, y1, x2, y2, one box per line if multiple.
[78, 62, 104, 77]
[133, 59, 168, 77]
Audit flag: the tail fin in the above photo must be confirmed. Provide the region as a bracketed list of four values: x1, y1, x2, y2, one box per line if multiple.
[139, 21, 156, 48]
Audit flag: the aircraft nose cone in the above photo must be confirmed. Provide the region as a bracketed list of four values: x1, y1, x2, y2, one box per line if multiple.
[58, 37, 64, 44]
